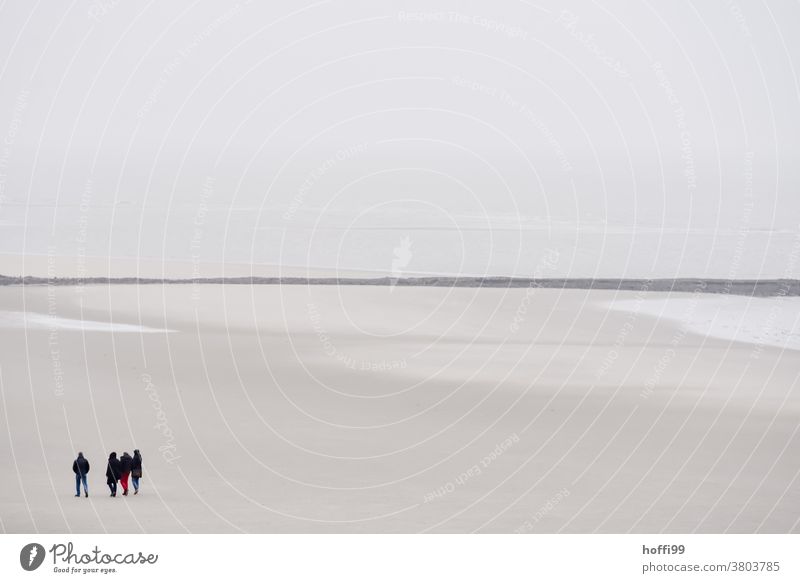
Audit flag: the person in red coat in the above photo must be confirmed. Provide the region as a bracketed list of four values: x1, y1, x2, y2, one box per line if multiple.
[118, 452, 133, 496]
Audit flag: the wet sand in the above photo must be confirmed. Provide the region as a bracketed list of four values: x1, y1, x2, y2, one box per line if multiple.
[0, 283, 797, 533]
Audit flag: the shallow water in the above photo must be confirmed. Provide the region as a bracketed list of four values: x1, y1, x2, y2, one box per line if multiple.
[605, 296, 800, 352]
[0, 310, 175, 333]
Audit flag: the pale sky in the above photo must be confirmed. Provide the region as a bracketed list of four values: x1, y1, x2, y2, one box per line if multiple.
[1, 0, 798, 278]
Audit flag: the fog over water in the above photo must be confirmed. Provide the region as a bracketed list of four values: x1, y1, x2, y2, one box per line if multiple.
[1, 1, 799, 278]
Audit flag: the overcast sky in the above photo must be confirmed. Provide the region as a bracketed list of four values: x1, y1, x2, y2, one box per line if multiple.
[1, 0, 798, 278]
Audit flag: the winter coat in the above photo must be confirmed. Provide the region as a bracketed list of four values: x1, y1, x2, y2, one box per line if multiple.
[119, 453, 133, 474]
[106, 454, 122, 484]
[72, 455, 90, 476]
[131, 451, 142, 478]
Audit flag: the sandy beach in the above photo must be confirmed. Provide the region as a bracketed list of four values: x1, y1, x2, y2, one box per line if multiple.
[0, 282, 797, 533]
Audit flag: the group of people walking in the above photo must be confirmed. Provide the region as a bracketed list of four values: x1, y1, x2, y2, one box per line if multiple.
[72, 450, 143, 497]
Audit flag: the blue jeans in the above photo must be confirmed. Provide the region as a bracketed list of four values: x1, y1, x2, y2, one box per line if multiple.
[132, 476, 140, 491]
[75, 474, 88, 495]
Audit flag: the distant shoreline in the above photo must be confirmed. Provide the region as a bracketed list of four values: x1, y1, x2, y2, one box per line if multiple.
[1, 275, 798, 297]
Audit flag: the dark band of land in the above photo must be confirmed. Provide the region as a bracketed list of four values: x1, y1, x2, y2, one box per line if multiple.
[1, 275, 798, 297]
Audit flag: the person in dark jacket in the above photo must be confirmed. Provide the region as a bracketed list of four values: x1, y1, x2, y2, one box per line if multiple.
[72, 452, 90, 497]
[119, 452, 133, 496]
[106, 452, 122, 497]
[131, 449, 142, 495]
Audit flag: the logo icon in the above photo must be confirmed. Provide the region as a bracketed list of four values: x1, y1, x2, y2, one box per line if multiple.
[389, 236, 413, 291]
[20, 543, 46, 571]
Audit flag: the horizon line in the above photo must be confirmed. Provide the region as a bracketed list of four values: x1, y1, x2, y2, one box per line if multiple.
[1, 275, 798, 297]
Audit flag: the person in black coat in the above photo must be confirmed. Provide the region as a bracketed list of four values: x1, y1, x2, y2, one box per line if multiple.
[106, 452, 122, 497]
[131, 449, 143, 495]
[119, 452, 133, 496]
[72, 452, 90, 498]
